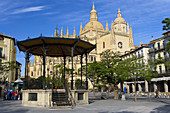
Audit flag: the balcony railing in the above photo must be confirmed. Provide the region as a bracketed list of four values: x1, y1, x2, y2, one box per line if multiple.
[148, 45, 165, 54]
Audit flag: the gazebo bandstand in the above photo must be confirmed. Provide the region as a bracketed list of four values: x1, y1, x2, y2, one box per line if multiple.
[17, 36, 95, 107]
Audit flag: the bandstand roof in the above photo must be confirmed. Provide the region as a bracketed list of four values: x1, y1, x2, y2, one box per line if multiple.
[17, 36, 96, 57]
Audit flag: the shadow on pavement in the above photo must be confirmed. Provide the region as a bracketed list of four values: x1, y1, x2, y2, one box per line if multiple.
[150, 105, 170, 113]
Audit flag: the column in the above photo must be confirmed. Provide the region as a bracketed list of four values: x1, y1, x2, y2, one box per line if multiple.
[145, 80, 148, 93]
[80, 55, 83, 87]
[85, 51, 88, 90]
[132, 83, 135, 93]
[127, 85, 130, 94]
[71, 47, 74, 90]
[153, 82, 157, 92]
[164, 81, 168, 92]
[24, 50, 29, 90]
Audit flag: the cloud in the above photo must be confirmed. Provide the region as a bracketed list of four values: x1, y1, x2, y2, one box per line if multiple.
[11, 6, 45, 14]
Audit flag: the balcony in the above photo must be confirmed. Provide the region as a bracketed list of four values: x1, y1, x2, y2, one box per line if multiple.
[149, 45, 165, 54]
[148, 48, 156, 54]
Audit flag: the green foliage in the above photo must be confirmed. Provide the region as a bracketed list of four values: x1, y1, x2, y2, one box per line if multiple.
[162, 18, 170, 31]
[122, 55, 157, 81]
[99, 49, 121, 86]
[0, 61, 16, 80]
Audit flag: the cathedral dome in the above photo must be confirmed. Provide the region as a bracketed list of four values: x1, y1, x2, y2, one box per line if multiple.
[114, 9, 126, 24]
[83, 21, 104, 31]
[114, 17, 126, 24]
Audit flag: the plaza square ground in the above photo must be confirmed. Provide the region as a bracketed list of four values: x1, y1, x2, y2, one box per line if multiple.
[0, 93, 170, 113]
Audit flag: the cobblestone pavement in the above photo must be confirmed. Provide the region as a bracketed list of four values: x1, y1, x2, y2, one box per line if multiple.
[0, 97, 170, 113]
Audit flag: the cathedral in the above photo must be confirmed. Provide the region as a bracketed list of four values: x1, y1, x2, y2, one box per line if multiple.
[28, 3, 135, 87]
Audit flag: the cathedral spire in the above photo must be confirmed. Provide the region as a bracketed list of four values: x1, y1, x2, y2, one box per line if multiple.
[73, 27, 76, 37]
[67, 26, 69, 36]
[61, 27, 63, 37]
[117, 8, 121, 17]
[106, 21, 109, 31]
[93, 2, 95, 10]
[54, 29, 57, 37]
[90, 2, 98, 21]
[140, 40, 142, 46]
[56, 26, 59, 36]
[80, 23, 82, 35]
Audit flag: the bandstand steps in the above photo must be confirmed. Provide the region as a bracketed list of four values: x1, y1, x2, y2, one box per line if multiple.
[52, 91, 71, 107]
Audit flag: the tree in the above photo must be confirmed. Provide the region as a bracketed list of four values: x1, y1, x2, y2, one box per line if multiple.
[87, 61, 101, 98]
[99, 50, 122, 99]
[0, 61, 16, 83]
[162, 18, 170, 31]
[122, 55, 156, 102]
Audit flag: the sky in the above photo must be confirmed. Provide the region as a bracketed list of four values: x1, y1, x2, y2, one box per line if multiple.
[0, 0, 169, 76]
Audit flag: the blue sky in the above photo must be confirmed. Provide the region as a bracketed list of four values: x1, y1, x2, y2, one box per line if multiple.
[0, 0, 169, 76]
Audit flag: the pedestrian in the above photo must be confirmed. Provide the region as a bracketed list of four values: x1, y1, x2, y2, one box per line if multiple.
[12, 91, 14, 100]
[14, 91, 18, 100]
[155, 89, 159, 98]
[124, 87, 126, 94]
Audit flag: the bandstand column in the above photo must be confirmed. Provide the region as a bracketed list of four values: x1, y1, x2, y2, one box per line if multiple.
[80, 54, 83, 87]
[85, 51, 88, 90]
[42, 42, 47, 90]
[71, 47, 74, 90]
[24, 50, 30, 90]
[63, 56, 66, 86]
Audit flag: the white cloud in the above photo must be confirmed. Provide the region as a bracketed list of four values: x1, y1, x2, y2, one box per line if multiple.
[11, 6, 45, 14]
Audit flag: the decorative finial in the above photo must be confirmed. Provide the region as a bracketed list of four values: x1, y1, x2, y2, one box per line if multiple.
[140, 40, 142, 46]
[61, 27, 63, 37]
[67, 26, 69, 35]
[117, 8, 121, 17]
[73, 27, 76, 36]
[106, 21, 109, 31]
[80, 23, 82, 35]
[93, 2, 95, 10]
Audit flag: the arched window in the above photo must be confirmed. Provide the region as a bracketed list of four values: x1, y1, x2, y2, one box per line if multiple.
[103, 42, 105, 49]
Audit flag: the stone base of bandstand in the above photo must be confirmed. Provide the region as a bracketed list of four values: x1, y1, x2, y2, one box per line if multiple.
[22, 89, 53, 107]
[70, 89, 89, 105]
[22, 89, 89, 108]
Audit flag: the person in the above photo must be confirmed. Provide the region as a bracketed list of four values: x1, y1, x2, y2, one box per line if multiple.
[124, 87, 127, 94]
[155, 89, 159, 98]
[14, 91, 18, 100]
[11, 91, 14, 100]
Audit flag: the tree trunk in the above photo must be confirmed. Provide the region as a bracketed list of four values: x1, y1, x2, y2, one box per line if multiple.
[134, 77, 137, 102]
[93, 85, 95, 99]
[114, 86, 118, 100]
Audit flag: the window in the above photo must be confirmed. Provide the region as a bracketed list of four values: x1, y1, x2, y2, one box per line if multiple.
[159, 66, 162, 73]
[103, 42, 105, 49]
[141, 50, 143, 56]
[91, 56, 93, 61]
[157, 42, 160, 50]
[0, 48, 2, 57]
[94, 57, 96, 61]
[31, 72, 33, 76]
[158, 53, 161, 58]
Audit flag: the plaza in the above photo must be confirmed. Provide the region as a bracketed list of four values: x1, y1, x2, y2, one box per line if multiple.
[0, 93, 170, 113]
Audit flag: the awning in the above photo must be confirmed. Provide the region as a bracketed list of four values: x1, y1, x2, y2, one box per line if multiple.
[14, 78, 23, 83]
[151, 77, 170, 82]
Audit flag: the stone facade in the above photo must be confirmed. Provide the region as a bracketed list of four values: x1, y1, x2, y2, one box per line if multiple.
[28, 3, 135, 89]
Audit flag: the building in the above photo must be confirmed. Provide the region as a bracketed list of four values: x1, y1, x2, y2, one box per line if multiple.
[120, 31, 170, 94]
[28, 3, 135, 89]
[0, 33, 19, 98]
[148, 31, 170, 93]
[121, 43, 150, 93]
